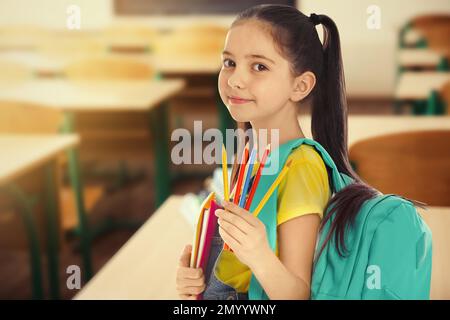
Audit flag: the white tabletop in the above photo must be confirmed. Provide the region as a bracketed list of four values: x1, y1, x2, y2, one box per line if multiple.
[395, 72, 450, 100]
[299, 115, 450, 147]
[0, 134, 79, 185]
[75, 195, 189, 299]
[398, 49, 449, 68]
[0, 79, 185, 112]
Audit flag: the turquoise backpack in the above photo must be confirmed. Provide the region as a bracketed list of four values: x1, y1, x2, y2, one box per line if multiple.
[245, 138, 432, 300]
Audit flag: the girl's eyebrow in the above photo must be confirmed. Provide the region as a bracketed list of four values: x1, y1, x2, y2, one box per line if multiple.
[222, 50, 276, 64]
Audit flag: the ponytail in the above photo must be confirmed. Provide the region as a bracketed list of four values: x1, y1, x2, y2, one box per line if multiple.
[310, 14, 379, 258]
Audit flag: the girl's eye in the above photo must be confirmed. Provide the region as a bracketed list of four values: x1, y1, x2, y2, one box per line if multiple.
[223, 58, 235, 68]
[252, 63, 268, 72]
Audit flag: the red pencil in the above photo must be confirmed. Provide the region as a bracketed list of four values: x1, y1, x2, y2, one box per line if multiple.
[224, 142, 249, 251]
[233, 143, 249, 205]
[244, 144, 271, 210]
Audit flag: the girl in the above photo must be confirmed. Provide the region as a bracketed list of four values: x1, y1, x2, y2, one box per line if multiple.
[176, 4, 424, 300]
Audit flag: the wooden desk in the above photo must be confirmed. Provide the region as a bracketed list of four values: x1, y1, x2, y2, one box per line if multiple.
[0, 51, 67, 77]
[75, 195, 188, 299]
[398, 49, 449, 69]
[0, 51, 222, 77]
[299, 115, 450, 147]
[151, 54, 222, 75]
[75, 195, 450, 300]
[395, 71, 450, 100]
[0, 79, 184, 112]
[0, 78, 185, 206]
[0, 134, 79, 299]
[0, 135, 78, 184]
[0, 78, 185, 285]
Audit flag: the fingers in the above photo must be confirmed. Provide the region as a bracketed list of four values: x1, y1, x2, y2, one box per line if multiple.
[215, 209, 252, 235]
[176, 265, 206, 298]
[223, 201, 258, 226]
[177, 283, 206, 296]
[217, 217, 246, 244]
[179, 244, 192, 267]
[218, 224, 241, 250]
[177, 266, 203, 280]
[176, 271, 205, 297]
[179, 277, 205, 288]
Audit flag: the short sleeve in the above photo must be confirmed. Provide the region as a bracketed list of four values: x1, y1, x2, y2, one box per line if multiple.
[277, 146, 331, 226]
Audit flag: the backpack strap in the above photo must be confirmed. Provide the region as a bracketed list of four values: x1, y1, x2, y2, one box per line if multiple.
[248, 137, 352, 299]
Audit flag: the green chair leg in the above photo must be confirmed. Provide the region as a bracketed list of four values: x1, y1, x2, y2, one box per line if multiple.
[44, 163, 60, 299]
[437, 57, 449, 72]
[2, 185, 44, 300]
[149, 103, 170, 208]
[60, 112, 93, 282]
[426, 90, 444, 115]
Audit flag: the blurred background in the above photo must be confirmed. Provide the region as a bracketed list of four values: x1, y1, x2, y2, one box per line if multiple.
[0, 0, 449, 300]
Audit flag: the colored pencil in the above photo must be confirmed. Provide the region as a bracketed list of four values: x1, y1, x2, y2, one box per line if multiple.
[244, 144, 271, 210]
[224, 142, 248, 251]
[252, 160, 292, 217]
[239, 147, 257, 207]
[232, 143, 249, 205]
[222, 144, 229, 202]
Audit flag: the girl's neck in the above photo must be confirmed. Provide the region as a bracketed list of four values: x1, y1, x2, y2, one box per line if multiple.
[250, 113, 305, 156]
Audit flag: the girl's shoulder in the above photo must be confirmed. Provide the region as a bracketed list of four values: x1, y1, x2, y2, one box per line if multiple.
[286, 144, 327, 170]
[277, 144, 331, 225]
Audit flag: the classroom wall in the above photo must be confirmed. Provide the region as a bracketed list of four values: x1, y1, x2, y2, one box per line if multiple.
[301, 0, 450, 97]
[0, 0, 113, 29]
[0, 0, 449, 97]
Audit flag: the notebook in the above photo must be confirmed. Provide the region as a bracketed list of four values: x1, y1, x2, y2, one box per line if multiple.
[190, 192, 221, 271]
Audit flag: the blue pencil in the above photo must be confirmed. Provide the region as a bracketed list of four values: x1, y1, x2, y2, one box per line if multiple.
[238, 147, 257, 207]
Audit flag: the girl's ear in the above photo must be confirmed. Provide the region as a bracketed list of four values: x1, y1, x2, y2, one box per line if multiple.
[290, 71, 316, 102]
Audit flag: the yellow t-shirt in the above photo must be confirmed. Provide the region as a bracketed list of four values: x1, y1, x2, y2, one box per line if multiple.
[277, 144, 331, 225]
[215, 144, 331, 292]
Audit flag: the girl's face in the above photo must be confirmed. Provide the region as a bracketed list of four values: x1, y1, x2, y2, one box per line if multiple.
[218, 20, 301, 124]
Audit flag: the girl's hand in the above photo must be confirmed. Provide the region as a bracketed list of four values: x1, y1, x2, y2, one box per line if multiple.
[215, 201, 271, 269]
[175, 244, 206, 300]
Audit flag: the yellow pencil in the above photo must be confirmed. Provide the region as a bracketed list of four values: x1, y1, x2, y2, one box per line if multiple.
[222, 144, 229, 202]
[252, 160, 292, 217]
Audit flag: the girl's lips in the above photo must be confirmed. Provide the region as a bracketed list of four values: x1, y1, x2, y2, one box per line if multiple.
[228, 96, 254, 105]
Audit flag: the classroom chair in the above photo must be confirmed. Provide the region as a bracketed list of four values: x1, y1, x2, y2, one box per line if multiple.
[64, 56, 155, 80]
[64, 56, 157, 187]
[38, 30, 106, 57]
[349, 130, 450, 206]
[437, 81, 450, 114]
[153, 23, 227, 57]
[64, 57, 159, 236]
[400, 14, 450, 49]
[100, 24, 158, 53]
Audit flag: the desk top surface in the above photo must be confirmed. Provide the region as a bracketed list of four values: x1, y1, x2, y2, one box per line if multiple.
[395, 71, 450, 100]
[0, 134, 79, 185]
[0, 78, 185, 111]
[299, 115, 450, 147]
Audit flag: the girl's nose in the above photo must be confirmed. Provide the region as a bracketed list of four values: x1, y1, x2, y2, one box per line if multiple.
[227, 74, 245, 89]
